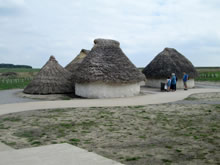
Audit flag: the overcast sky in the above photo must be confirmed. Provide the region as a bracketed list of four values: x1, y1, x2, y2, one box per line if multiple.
[0, 0, 220, 68]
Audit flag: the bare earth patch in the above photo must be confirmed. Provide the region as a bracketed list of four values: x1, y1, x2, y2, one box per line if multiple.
[0, 93, 220, 165]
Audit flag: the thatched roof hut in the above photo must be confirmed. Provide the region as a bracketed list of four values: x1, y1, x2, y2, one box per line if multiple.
[73, 38, 145, 98]
[74, 39, 145, 84]
[24, 56, 74, 94]
[142, 48, 198, 88]
[65, 49, 90, 73]
[2, 72, 17, 77]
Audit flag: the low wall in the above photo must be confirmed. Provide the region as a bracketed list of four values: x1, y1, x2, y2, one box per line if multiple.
[145, 79, 195, 89]
[75, 82, 141, 98]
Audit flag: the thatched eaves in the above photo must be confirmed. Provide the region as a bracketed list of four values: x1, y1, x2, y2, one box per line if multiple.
[73, 39, 145, 84]
[24, 56, 74, 94]
[142, 48, 198, 79]
[65, 49, 90, 73]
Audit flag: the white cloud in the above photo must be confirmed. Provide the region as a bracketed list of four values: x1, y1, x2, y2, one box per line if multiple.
[0, 0, 220, 67]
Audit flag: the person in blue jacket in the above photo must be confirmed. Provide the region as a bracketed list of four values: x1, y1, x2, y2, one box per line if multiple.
[171, 73, 177, 91]
[183, 72, 189, 90]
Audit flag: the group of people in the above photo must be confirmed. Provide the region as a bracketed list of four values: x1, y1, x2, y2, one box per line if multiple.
[165, 72, 189, 92]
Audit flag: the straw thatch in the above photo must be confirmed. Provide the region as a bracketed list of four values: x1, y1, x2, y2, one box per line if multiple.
[2, 72, 17, 77]
[142, 48, 198, 79]
[73, 38, 145, 84]
[24, 56, 74, 94]
[65, 49, 90, 73]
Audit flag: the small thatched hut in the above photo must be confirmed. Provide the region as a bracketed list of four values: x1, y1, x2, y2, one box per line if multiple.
[65, 49, 90, 73]
[24, 56, 74, 94]
[2, 72, 17, 77]
[142, 48, 198, 88]
[73, 38, 145, 98]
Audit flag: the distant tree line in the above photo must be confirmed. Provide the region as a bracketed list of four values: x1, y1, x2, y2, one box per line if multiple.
[0, 64, 32, 69]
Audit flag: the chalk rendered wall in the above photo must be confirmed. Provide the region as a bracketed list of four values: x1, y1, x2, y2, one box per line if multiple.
[145, 79, 195, 89]
[75, 82, 141, 98]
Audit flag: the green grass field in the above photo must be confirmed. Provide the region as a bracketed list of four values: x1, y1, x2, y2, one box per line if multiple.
[0, 78, 32, 90]
[0, 68, 40, 73]
[0, 68, 39, 90]
[195, 67, 220, 82]
[195, 72, 220, 81]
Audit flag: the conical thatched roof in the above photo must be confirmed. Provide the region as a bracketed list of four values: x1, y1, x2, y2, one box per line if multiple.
[142, 48, 198, 79]
[24, 56, 74, 94]
[73, 38, 145, 84]
[65, 49, 90, 73]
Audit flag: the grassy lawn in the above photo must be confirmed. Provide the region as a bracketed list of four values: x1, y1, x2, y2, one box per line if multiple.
[0, 92, 219, 165]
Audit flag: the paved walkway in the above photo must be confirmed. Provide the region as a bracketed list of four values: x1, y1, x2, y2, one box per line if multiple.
[0, 87, 220, 165]
[0, 142, 13, 152]
[0, 88, 220, 116]
[0, 143, 123, 165]
[195, 81, 220, 88]
[0, 89, 39, 105]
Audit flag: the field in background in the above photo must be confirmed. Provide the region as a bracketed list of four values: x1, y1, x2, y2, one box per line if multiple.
[0, 68, 40, 90]
[195, 67, 220, 82]
[0, 68, 39, 73]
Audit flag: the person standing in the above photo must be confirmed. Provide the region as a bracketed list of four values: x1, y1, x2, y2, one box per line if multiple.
[171, 73, 177, 91]
[166, 76, 171, 92]
[183, 72, 189, 90]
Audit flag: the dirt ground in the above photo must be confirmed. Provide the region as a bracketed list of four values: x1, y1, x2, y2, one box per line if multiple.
[0, 92, 220, 165]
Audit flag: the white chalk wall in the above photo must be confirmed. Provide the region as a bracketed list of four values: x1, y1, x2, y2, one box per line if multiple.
[145, 79, 195, 89]
[75, 82, 141, 98]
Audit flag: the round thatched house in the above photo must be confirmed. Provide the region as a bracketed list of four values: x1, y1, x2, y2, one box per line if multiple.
[65, 49, 90, 73]
[142, 48, 198, 88]
[73, 38, 145, 98]
[24, 56, 74, 94]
